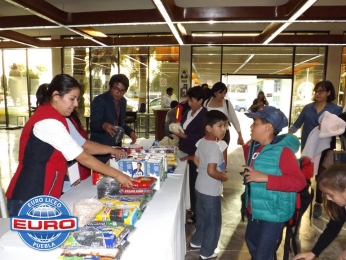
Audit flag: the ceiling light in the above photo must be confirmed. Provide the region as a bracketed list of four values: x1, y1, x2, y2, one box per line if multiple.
[223, 32, 260, 37]
[177, 23, 187, 36]
[152, 0, 184, 45]
[192, 32, 222, 37]
[79, 27, 107, 38]
[263, 0, 317, 44]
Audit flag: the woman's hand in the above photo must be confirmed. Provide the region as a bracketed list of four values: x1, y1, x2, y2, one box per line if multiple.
[110, 148, 127, 160]
[130, 131, 137, 144]
[116, 172, 134, 188]
[237, 135, 244, 145]
[243, 166, 268, 183]
[292, 252, 315, 260]
[338, 250, 346, 260]
[172, 130, 186, 139]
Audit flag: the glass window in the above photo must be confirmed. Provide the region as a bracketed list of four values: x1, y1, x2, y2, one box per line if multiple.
[0, 50, 4, 125]
[291, 47, 326, 124]
[222, 46, 293, 75]
[192, 46, 221, 87]
[27, 49, 52, 109]
[3, 50, 29, 127]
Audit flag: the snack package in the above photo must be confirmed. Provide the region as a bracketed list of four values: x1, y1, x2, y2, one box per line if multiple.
[94, 207, 141, 225]
[73, 199, 104, 227]
[120, 187, 153, 195]
[130, 176, 157, 189]
[97, 176, 121, 199]
[61, 222, 132, 249]
[100, 195, 150, 210]
[60, 240, 129, 260]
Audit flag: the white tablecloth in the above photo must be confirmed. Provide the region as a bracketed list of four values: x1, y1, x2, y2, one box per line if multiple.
[0, 159, 187, 260]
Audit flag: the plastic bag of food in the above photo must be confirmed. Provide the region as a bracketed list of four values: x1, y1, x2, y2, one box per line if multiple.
[97, 176, 121, 199]
[94, 207, 141, 225]
[100, 195, 150, 210]
[169, 123, 184, 133]
[73, 199, 104, 227]
[61, 221, 132, 249]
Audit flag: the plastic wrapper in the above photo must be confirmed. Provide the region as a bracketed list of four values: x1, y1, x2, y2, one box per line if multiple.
[73, 199, 104, 227]
[94, 207, 141, 225]
[60, 240, 129, 260]
[113, 126, 125, 144]
[61, 221, 133, 249]
[97, 176, 121, 199]
[100, 194, 150, 210]
[169, 123, 184, 133]
[128, 176, 157, 189]
[120, 187, 153, 195]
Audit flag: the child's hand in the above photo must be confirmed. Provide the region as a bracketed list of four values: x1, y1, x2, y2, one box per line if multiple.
[243, 166, 268, 183]
[221, 171, 228, 182]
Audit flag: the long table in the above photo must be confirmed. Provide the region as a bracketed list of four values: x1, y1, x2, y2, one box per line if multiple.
[0, 159, 187, 260]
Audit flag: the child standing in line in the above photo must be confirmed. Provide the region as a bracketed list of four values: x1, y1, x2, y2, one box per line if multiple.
[243, 106, 306, 260]
[190, 110, 229, 259]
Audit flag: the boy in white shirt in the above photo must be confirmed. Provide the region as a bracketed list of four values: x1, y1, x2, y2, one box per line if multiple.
[190, 110, 229, 259]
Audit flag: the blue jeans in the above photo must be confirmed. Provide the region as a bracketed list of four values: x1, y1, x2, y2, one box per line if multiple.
[7, 199, 26, 217]
[245, 215, 285, 260]
[191, 190, 221, 257]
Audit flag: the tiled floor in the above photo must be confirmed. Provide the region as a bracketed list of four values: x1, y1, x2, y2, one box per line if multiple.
[0, 114, 345, 259]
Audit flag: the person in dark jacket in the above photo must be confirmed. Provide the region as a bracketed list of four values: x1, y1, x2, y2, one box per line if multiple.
[90, 74, 137, 163]
[172, 86, 207, 223]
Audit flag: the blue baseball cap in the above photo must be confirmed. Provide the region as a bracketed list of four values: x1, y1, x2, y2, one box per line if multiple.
[245, 106, 288, 132]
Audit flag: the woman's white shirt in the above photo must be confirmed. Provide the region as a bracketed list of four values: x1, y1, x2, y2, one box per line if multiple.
[182, 107, 203, 130]
[33, 118, 84, 161]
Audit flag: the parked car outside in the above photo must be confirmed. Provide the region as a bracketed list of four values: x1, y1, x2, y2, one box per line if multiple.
[234, 103, 248, 112]
[148, 97, 161, 113]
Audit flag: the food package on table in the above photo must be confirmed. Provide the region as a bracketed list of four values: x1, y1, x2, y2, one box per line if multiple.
[60, 240, 129, 260]
[120, 187, 153, 195]
[169, 123, 184, 133]
[73, 199, 104, 227]
[97, 176, 121, 199]
[130, 176, 157, 189]
[94, 207, 141, 225]
[100, 194, 150, 210]
[61, 221, 133, 249]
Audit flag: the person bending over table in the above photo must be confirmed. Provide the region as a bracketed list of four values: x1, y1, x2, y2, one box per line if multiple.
[172, 86, 208, 223]
[6, 74, 133, 217]
[90, 74, 137, 163]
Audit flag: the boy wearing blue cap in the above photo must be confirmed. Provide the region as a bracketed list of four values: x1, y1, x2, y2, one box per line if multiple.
[243, 106, 306, 260]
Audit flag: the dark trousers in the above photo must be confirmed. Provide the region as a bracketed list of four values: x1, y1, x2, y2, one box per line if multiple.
[246, 215, 285, 260]
[191, 190, 222, 257]
[189, 160, 198, 213]
[7, 199, 26, 217]
[315, 149, 330, 204]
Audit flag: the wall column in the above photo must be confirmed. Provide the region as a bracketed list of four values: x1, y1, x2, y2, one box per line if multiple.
[178, 46, 191, 101]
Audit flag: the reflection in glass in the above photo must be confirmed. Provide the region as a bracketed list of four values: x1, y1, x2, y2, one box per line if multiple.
[192, 46, 221, 87]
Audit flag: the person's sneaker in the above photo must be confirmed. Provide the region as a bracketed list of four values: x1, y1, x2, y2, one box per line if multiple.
[200, 248, 220, 259]
[190, 242, 201, 248]
[313, 204, 322, 219]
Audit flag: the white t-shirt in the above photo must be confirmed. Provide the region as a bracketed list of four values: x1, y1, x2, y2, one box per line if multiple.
[66, 118, 86, 147]
[195, 137, 225, 196]
[33, 119, 84, 161]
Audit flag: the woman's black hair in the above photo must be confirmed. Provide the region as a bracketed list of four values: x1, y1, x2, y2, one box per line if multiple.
[187, 86, 205, 101]
[211, 82, 227, 97]
[40, 74, 80, 105]
[313, 80, 336, 102]
[36, 83, 49, 107]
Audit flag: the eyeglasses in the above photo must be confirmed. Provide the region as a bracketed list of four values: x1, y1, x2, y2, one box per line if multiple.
[112, 86, 127, 94]
[314, 90, 327, 95]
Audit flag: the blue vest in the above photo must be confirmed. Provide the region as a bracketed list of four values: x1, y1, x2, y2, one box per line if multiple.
[245, 134, 300, 222]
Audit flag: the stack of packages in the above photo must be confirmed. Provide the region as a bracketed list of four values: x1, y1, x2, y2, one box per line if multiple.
[60, 143, 178, 260]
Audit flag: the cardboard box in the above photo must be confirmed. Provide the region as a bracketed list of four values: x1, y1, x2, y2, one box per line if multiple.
[145, 158, 164, 190]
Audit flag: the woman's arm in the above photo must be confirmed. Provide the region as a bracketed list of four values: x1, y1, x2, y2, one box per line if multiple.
[289, 104, 308, 133]
[75, 151, 133, 187]
[227, 100, 243, 144]
[82, 140, 126, 160]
